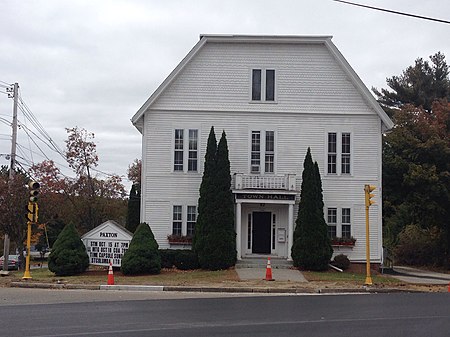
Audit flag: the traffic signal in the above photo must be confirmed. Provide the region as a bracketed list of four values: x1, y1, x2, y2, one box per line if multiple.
[364, 184, 376, 207]
[26, 202, 36, 223]
[28, 181, 40, 202]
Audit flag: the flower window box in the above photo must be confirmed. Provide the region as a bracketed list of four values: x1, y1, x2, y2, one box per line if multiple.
[167, 234, 193, 245]
[331, 237, 356, 247]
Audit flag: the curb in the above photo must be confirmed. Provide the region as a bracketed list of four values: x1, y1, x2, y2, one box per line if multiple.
[9, 282, 420, 294]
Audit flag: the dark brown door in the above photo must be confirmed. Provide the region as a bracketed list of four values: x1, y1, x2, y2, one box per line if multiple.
[252, 212, 271, 254]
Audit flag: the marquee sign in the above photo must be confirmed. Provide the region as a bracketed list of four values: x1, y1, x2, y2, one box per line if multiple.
[81, 220, 133, 267]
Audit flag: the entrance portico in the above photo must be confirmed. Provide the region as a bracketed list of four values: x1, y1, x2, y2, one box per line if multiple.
[233, 173, 297, 261]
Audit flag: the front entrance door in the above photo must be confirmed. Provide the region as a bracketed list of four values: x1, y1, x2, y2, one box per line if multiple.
[252, 212, 271, 254]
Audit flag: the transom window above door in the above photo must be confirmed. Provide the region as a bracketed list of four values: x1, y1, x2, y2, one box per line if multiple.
[251, 69, 276, 102]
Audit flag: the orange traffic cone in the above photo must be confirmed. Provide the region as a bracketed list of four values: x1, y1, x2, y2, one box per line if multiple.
[107, 261, 114, 285]
[265, 257, 274, 281]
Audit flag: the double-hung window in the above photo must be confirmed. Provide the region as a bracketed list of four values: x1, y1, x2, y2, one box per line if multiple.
[327, 208, 337, 239]
[252, 69, 275, 102]
[174, 129, 184, 172]
[187, 206, 196, 237]
[327, 133, 337, 174]
[173, 128, 198, 172]
[250, 130, 275, 174]
[341, 133, 351, 174]
[188, 130, 198, 172]
[251, 131, 261, 173]
[341, 208, 351, 239]
[327, 132, 351, 175]
[172, 205, 182, 235]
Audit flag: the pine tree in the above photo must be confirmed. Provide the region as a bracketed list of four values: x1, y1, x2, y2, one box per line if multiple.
[126, 183, 141, 233]
[48, 223, 89, 276]
[292, 148, 332, 271]
[373, 52, 450, 114]
[200, 131, 236, 270]
[121, 223, 161, 275]
[193, 126, 217, 262]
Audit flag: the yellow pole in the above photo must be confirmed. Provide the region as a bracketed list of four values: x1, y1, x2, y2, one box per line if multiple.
[364, 204, 372, 285]
[22, 220, 32, 279]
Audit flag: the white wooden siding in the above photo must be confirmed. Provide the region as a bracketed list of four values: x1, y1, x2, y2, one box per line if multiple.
[142, 110, 383, 261]
[139, 39, 386, 262]
[151, 42, 373, 115]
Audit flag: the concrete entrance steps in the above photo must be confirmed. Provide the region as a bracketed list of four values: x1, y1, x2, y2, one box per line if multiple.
[236, 257, 293, 269]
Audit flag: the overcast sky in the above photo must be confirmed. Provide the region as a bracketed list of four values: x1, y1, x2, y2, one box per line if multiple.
[0, 0, 449, 190]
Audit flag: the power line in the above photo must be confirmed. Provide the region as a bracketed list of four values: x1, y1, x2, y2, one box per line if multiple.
[332, 0, 450, 24]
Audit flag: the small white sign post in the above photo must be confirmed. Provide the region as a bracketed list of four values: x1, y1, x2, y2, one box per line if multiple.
[81, 220, 133, 267]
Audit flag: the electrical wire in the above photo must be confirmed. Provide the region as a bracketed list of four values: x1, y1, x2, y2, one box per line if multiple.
[0, 80, 12, 86]
[332, 0, 450, 24]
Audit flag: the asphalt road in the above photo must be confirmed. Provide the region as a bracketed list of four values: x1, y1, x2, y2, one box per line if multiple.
[0, 291, 449, 337]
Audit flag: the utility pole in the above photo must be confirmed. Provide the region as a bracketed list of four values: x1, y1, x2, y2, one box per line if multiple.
[2, 83, 19, 273]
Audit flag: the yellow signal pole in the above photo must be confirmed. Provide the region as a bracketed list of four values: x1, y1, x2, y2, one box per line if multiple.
[22, 220, 32, 279]
[23, 181, 39, 279]
[364, 184, 376, 286]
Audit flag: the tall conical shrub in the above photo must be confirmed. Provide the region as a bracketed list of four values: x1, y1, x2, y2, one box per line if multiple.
[200, 131, 236, 270]
[48, 223, 89, 276]
[292, 148, 332, 270]
[126, 183, 141, 233]
[121, 222, 161, 275]
[193, 127, 217, 263]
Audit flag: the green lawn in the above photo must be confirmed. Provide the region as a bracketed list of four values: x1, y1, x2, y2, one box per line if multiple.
[8, 267, 240, 286]
[302, 270, 401, 285]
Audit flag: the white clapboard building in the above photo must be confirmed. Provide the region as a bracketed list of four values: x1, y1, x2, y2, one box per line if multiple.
[131, 35, 393, 264]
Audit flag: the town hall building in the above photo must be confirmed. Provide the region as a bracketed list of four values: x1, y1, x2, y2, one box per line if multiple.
[131, 35, 393, 264]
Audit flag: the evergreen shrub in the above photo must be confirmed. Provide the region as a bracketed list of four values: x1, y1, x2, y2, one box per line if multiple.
[121, 223, 161, 275]
[332, 254, 350, 270]
[173, 250, 199, 270]
[159, 249, 177, 269]
[48, 223, 89, 276]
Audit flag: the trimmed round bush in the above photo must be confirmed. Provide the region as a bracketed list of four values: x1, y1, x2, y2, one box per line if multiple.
[173, 250, 199, 270]
[121, 223, 161, 275]
[332, 254, 350, 270]
[159, 249, 177, 269]
[48, 223, 89, 276]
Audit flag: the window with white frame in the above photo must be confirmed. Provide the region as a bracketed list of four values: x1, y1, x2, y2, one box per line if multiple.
[174, 129, 184, 172]
[327, 132, 351, 175]
[173, 128, 198, 172]
[187, 206, 197, 236]
[327, 208, 337, 238]
[251, 131, 261, 173]
[172, 205, 182, 235]
[251, 69, 275, 102]
[341, 208, 351, 238]
[327, 133, 337, 174]
[250, 130, 275, 174]
[341, 133, 351, 174]
[265, 131, 274, 173]
[327, 207, 352, 239]
[188, 130, 198, 172]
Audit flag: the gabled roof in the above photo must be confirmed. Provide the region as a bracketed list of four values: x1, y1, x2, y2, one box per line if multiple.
[131, 34, 394, 132]
[81, 220, 133, 240]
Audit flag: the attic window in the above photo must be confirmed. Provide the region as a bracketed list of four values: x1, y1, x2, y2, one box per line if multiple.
[252, 69, 275, 102]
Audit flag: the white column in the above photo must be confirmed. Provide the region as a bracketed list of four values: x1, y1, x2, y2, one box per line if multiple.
[236, 202, 242, 260]
[288, 203, 294, 261]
